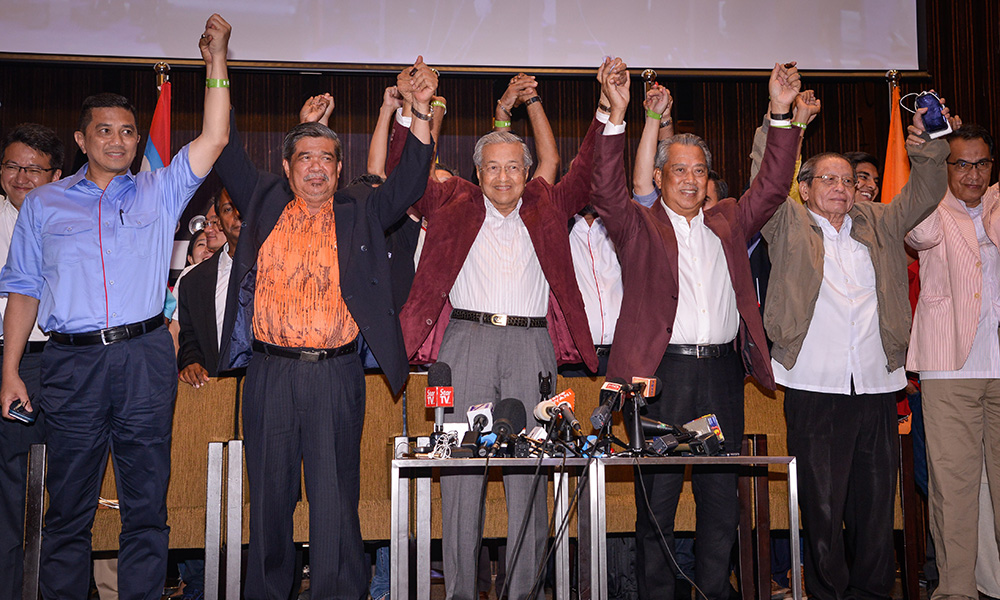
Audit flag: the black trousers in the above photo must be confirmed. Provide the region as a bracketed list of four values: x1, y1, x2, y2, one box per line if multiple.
[0, 352, 44, 600]
[635, 350, 744, 600]
[38, 328, 176, 600]
[783, 387, 898, 600]
[242, 348, 367, 600]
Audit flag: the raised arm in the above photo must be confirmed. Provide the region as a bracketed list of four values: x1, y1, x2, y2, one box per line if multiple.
[633, 84, 673, 198]
[494, 74, 560, 184]
[887, 102, 952, 237]
[589, 56, 647, 245]
[395, 56, 435, 146]
[733, 63, 802, 237]
[188, 14, 232, 178]
[367, 87, 404, 179]
[299, 93, 335, 127]
[366, 58, 438, 229]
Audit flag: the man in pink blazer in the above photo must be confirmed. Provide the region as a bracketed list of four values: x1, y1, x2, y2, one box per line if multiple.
[906, 123, 1000, 600]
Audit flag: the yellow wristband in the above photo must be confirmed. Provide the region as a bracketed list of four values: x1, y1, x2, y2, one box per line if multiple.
[494, 119, 512, 128]
[205, 78, 230, 88]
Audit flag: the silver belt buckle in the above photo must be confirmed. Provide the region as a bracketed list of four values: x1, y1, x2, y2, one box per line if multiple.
[490, 313, 508, 327]
[695, 344, 710, 359]
[100, 329, 113, 346]
[300, 350, 321, 362]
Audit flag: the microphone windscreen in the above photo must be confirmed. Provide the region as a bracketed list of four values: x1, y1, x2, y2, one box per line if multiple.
[493, 397, 527, 437]
[427, 361, 452, 387]
[533, 400, 557, 421]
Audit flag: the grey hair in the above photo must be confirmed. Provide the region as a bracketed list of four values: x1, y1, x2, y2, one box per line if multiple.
[472, 131, 534, 170]
[282, 122, 343, 163]
[797, 152, 850, 185]
[654, 134, 713, 171]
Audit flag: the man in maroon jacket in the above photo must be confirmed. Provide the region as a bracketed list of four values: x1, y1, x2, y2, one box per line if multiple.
[394, 65, 614, 599]
[591, 58, 801, 600]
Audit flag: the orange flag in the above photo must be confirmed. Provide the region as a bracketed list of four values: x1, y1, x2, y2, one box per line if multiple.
[881, 83, 910, 203]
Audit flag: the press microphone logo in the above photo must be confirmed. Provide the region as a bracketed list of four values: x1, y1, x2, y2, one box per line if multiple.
[438, 387, 454, 407]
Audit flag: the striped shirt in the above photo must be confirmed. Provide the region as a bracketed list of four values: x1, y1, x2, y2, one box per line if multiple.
[253, 197, 358, 348]
[449, 196, 549, 317]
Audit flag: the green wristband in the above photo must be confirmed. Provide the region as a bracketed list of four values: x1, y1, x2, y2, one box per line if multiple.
[792, 121, 808, 129]
[494, 119, 512, 128]
[645, 108, 662, 120]
[205, 78, 230, 88]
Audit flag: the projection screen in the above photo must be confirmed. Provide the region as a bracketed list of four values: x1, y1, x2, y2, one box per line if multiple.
[0, 0, 921, 71]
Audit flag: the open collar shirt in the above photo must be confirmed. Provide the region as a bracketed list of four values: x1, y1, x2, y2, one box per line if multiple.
[772, 209, 905, 394]
[0, 144, 203, 334]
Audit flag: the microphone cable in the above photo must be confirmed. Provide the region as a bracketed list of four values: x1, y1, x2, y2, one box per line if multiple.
[496, 425, 553, 600]
[633, 456, 708, 600]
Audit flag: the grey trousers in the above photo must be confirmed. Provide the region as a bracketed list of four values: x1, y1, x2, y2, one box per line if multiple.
[437, 319, 556, 600]
[922, 377, 1000, 600]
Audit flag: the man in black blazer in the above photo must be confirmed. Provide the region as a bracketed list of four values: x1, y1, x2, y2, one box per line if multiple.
[213, 61, 436, 600]
[177, 189, 241, 385]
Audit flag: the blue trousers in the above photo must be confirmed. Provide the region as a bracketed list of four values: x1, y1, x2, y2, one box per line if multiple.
[38, 327, 176, 600]
[0, 351, 45, 600]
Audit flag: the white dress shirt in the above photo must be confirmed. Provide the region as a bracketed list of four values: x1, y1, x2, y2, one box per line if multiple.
[0, 197, 48, 341]
[570, 215, 623, 344]
[450, 197, 549, 317]
[215, 244, 233, 349]
[923, 203, 1000, 379]
[664, 203, 739, 345]
[772, 210, 906, 393]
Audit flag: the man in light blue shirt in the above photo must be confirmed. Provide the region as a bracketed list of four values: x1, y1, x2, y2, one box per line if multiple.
[0, 15, 232, 600]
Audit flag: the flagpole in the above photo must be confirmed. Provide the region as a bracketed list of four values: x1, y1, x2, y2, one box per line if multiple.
[154, 61, 170, 91]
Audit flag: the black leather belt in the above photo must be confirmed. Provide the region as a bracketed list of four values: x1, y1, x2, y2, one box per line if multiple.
[451, 309, 547, 328]
[0, 340, 47, 354]
[664, 341, 735, 359]
[595, 344, 612, 356]
[49, 315, 163, 346]
[252, 339, 358, 362]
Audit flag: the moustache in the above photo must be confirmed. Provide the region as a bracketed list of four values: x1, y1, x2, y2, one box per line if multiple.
[303, 172, 330, 182]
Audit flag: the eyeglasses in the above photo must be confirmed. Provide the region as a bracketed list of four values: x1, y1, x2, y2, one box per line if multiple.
[1, 162, 56, 178]
[946, 159, 994, 173]
[204, 218, 221, 228]
[812, 174, 856, 188]
[481, 164, 525, 176]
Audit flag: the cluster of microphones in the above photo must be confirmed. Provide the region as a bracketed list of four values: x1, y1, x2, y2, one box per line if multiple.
[410, 361, 728, 458]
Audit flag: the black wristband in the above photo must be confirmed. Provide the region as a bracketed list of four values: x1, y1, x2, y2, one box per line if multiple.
[770, 110, 794, 121]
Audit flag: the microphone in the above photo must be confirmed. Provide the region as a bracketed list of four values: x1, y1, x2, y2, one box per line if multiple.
[683, 414, 725, 442]
[631, 376, 661, 399]
[538, 371, 553, 402]
[551, 389, 584, 438]
[425, 362, 454, 433]
[534, 389, 584, 439]
[461, 402, 494, 456]
[640, 416, 684, 438]
[488, 397, 527, 457]
[466, 402, 494, 433]
[591, 378, 626, 430]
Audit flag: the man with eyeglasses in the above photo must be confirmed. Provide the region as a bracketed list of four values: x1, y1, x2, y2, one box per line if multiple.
[396, 65, 605, 599]
[0, 123, 62, 600]
[759, 103, 950, 600]
[0, 15, 231, 599]
[905, 123, 1000, 600]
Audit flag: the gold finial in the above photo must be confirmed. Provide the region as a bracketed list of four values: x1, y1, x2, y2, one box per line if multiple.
[154, 62, 170, 88]
[885, 69, 900, 88]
